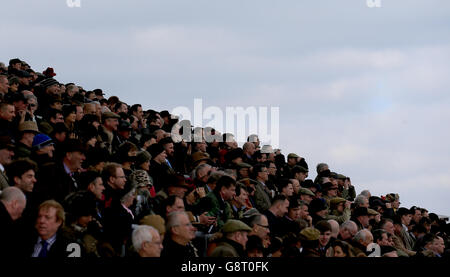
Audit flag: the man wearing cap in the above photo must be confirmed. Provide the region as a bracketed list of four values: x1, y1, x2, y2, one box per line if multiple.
[351, 207, 371, 231]
[309, 198, 329, 226]
[98, 111, 121, 154]
[0, 135, 15, 190]
[298, 187, 314, 205]
[291, 165, 308, 184]
[210, 219, 253, 257]
[299, 227, 322, 257]
[33, 139, 85, 204]
[148, 143, 175, 192]
[14, 121, 39, 159]
[15, 70, 32, 91]
[327, 197, 352, 224]
[282, 153, 299, 179]
[236, 162, 252, 180]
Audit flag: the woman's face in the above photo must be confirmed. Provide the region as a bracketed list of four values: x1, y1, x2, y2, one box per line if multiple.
[333, 246, 346, 257]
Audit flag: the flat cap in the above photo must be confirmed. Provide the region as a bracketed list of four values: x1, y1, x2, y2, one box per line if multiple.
[299, 187, 315, 197]
[140, 214, 166, 236]
[299, 227, 320, 241]
[237, 162, 252, 169]
[367, 208, 379, 216]
[102, 111, 120, 120]
[260, 145, 274, 154]
[287, 153, 300, 159]
[330, 197, 346, 208]
[221, 219, 252, 233]
[293, 165, 308, 173]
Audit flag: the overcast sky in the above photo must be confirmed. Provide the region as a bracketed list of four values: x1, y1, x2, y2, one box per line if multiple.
[2, 0, 450, 216]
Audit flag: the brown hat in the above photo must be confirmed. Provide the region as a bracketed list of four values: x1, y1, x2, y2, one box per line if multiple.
[140, 214, 166, 236]
[299, 227, 320, 241]
[287, 153, 300, 159]
[18, 121, 39, 133]
[102, 111, 120, 121]
[330, 197, 347, 209]
[368, 208, 379, 216]
[221, 219, 252, 233]
[191, 151, 211, 165]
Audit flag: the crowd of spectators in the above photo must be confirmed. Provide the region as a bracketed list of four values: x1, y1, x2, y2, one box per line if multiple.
[0, 58, 449, 258]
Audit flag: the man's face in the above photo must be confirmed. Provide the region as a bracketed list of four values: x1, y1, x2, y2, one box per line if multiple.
[300, 194, 313, 204]
[234, 188, 248, 207]
[35, 207, 62, 240]
[278, 200, 289, 217]
[222, 185, 236, 201]
[0, 147, 14, 165]
[0, 76, 9, 93]
[378, 233, 390, 247]
[383, 221, 395, 235]
[291, 179, 300, 193]
[266, 163, 276, 176]
[15, 169, 37, 193]
[67, 151, 86, 171]
[167, 197, 185, 214]
[238, 167, 250, 178]
[358, 215, 370, 228]
[173, 214, 196, 242]
[89, 177, 105, 200]
[38, 144, 55, 158]
[47, 84, 60, 95]
[144, 230, 163, 257]
[134, 106, 144, 120]
[297, 172, 307, 182]
[255, 215, 270, 239]
[112, 167, 126, 189]
[105, 118, 119, 131]
[319, 230, 332, 248]
[282, 184, 294, 197]
[164, 143, 174, 157]
[299, 205, 309, 220]
[402, 214, 412, 226]
[328, 185, 339, 197]
[235, 231, 249, 248]
[430, 237, 445, 255]
[257, 167, 269, 182]
[0, 104, 15, 121]
[75, 106, 84, 121]
[413, 210, 422, 223]
[288, 207, 301, 221]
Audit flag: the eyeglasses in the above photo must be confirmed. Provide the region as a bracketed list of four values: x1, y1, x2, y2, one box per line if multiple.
[115, 175, 127, 179]
[256, 224, 270, 229]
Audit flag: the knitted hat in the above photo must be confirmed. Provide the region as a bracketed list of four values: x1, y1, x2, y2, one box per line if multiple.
[32, 134, 53, 149]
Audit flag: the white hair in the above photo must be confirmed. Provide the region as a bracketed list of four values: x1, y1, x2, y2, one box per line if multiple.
[0, 186, 26, 204]
[354, 195, 368, 207]
[327, 219, 340, 238]
[359, 190, 371, 198]
[132, 225, 158, 252]
[354, 229, 373, 244]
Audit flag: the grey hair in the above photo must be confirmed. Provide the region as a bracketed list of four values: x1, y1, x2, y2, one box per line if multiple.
[192, 163, 212, 179]
[223, 169, 237, 179]
[243, 142, 254, 151]
[327, 219, 340, 237]
[25, 94, 37, 102]
[242, 213, 264, 228]
[354, 229, 373, 244]
[316, 163, 329, 174]
[359, 190, 371, 198]
[120, 188, 136, 204]
[354, 195, 368, 207]
[340, 220, 358, 233]
[166, 211, 188, 233]
[0, 186, 26, 204]
[132, 225, 158, 252]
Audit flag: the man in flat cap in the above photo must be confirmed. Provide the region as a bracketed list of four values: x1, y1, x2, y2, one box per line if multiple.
[328, 197, 352, 224]
[98, 111, 121, 154]
[282, 153, 299, 179]
[299, 227, 322, 257]
[209, 219, 252, 257]
[351, 207, 370, 231]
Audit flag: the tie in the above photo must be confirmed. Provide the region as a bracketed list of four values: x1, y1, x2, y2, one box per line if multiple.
[38, 240, 49, 257]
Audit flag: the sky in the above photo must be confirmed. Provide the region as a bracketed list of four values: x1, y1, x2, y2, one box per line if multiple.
[2, 0, 450, 217]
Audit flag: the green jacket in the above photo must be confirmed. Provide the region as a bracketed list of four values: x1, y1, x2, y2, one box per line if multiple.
[204, 191, 233, 230]
[341, 186, 356, 201]
[327, 208, 351, 224]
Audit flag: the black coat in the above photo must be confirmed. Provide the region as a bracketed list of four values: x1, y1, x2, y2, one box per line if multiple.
[33, 162, 79, 204]
[161, 237, 198, 258]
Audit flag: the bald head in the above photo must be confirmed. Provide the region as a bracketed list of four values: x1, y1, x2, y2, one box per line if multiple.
[0, 186, 26, 220]
[328, 219, 340, 238]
